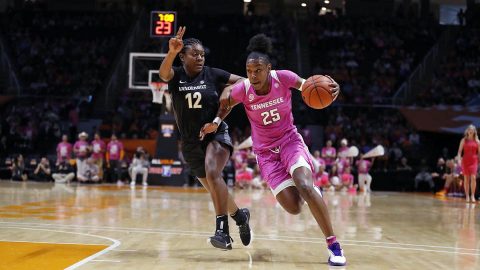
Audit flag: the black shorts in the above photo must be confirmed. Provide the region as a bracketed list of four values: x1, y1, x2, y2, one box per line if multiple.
[182, 129, 233, 178]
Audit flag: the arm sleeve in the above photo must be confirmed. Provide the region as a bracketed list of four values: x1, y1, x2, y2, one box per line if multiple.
[276, 70, 300, 89]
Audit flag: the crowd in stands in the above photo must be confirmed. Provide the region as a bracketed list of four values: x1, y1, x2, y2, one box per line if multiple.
[1, 131, 151, 187]
[1, 8, 132, 96]
[141, 13, 296, 76]
[307, 15, 439, 104]
[101, 91, 162, 139]
[0, 4, 134, 161]
[322, 107, 421, 170]
[0, 98, 84, 157]
[415, 28, 480, 106]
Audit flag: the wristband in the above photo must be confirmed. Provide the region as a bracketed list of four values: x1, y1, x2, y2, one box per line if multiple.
[213, 117, 222, 126]
[299, 79, 306, 91]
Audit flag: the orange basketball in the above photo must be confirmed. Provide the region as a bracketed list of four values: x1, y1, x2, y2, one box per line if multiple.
[301, 75, 334, 109]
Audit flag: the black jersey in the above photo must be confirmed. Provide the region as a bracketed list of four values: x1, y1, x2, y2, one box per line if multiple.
[169, 66, 230, 143]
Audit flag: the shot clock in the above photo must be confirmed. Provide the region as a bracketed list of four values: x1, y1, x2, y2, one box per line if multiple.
[150, 11, 177, 38]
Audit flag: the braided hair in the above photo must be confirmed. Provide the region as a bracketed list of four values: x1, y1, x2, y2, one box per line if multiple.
[180, 38, 203, 55]
[246, 34, 272, 64]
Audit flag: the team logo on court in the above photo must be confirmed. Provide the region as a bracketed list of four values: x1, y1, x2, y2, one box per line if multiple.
[248, 94, 254, 102]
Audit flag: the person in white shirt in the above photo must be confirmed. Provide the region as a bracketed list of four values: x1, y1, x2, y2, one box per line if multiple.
[129, 149, 150, 187]
[77, 158, 100, 182]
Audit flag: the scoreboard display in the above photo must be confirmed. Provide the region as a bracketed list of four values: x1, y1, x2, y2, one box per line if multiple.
[150, 11, 177, 38]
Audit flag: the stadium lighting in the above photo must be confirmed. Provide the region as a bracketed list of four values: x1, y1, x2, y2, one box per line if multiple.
[324, 0, 330, 4]
[301, 2, 307, 7]
[321, 7, 327, 11]
[243, 0, 251, 3]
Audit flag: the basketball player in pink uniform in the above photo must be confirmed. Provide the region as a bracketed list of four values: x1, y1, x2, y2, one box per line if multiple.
[457, 124, 480, 202]
[200, 34, 346, 266]
[56, 134, 72, 165]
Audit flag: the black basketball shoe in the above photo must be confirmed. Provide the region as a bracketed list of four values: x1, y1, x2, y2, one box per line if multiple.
[209, 230, 233, 250]
[237, 208, 252, 246]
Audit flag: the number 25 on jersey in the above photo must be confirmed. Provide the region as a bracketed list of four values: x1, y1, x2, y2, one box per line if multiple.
[261, 108, 280, 125]
[185, 92, 202, 109]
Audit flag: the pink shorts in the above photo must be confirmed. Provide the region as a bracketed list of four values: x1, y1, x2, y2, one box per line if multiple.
[255, 132, 314, 196]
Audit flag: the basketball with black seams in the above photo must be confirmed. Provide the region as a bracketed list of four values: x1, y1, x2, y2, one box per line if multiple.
[301, 75, 334, 109]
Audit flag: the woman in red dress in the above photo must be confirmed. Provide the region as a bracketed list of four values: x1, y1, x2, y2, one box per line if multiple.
[457, 125, 480, 202]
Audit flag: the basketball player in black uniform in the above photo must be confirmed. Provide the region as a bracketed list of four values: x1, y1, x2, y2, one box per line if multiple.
[159, 26, 251, 250]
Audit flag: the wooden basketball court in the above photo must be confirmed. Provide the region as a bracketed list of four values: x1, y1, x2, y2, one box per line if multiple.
[0, 181, 478, 269]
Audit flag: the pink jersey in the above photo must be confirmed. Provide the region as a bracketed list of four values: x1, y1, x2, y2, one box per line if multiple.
[91, 139, 106, 160]
[321, 146, 336, 165]
[73, 140, 89, 158]
[231, 70, 298, 152]
[356, 160, 372, 174]
[107, 140, 123, 160]
[338, 146, 349, 159]
[56, 142, 72, 162]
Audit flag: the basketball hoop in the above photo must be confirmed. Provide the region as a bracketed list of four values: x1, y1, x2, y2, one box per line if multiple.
[150, 82, 167, 104]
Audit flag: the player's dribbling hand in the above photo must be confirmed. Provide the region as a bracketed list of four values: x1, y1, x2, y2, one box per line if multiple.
[169, 26, 186, 54]
[324, 75, 340, 100]
[199, 123, 218, 141]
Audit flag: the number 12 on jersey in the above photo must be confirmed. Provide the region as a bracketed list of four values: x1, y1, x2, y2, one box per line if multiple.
[185, 92, 202, 109]
[261, 108, 280, 125]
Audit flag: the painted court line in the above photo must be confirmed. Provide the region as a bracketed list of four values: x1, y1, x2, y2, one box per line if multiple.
[0, 226, 121, 270]
[1, 221, 478, 256]
[9, 225, 479, 257]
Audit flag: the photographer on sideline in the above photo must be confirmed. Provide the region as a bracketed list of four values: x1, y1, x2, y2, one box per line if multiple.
[129, 147, 150, 187]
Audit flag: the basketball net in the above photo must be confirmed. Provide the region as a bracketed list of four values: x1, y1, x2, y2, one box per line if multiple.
[150, 82, 172, 113]
[150, 82, 167, 104]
